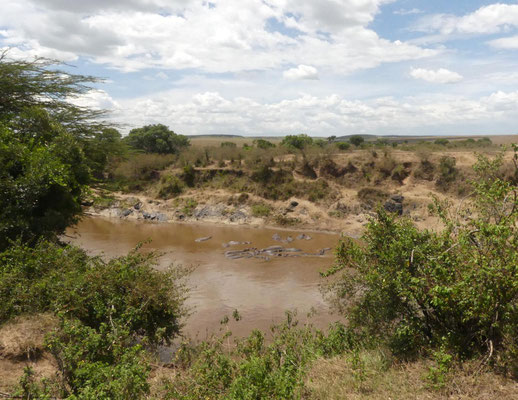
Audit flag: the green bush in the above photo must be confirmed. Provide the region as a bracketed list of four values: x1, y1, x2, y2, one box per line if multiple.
[251, 203, 271, 217]
[436, 156, 458, 189]
[253, 139, 275, 149]
[163, 315, 354, 399]
[324, 151, 518, 374]
[336, 142, 350, 151]
[0, 241, 188, 344]
[158, 175, 184, 199]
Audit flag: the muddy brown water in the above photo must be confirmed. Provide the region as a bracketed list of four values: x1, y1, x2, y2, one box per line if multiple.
[65, 217, 343, 339]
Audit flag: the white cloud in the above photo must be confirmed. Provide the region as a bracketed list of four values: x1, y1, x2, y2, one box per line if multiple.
[410, 67, 463, 84]
[283, 65, 319, 80]
[0, 0, 436, 74]
[415, 3, 518, 35]
[110, 89, 518, 136]
[489, 35, 518, 49]
[394, 8, 422, 16]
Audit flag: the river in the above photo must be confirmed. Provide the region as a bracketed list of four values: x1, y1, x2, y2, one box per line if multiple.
[65, 217, 343, 339]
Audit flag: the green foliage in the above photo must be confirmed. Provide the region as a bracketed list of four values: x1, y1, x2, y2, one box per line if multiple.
[82, 128, 125, 178]
[434, 138, 450, 146]
[324, 151, 518, 374]
[0, 240, 188, 344]
[0, 51, 106, 135]
[112, 153, 175, 186]
[0, 124, 88, 249]
[349, 135, 365, 147]
[164, 316, 354, 399]
[251, 203, 272, 217]
[281, 134, 313, 150]
[253, 139, 275, 149]
[46, 318, 150, 399]
[159, 175, 184, 199]
[436, 156, 458, 189]
[220, 141, 237, 148]
[182, 198, 198, 216]
[336, 142, 350, 151]
[126, 124, 189, 154]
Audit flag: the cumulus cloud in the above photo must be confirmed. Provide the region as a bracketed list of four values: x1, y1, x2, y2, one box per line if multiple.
[415, 3, 518, 35]
[489, 35, 518, 49]
[283, 65, 319, 80]
[108, 89, 518, 136]
[410, 67, 463, 84]
[0, 0, 436, 73]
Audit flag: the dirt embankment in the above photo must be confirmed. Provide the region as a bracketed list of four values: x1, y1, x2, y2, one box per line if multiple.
[84, 149, 513, 236]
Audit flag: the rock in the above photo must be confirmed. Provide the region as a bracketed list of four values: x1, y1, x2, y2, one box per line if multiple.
[296, 233, 312, 240]
[272, 233, 282, 241]
[156, 213, 167, 222]
[285, 236, 293, 243]
[143, 212, 152, 220]
[229, 210, 247, 222]
[195, 236, 212, 242]
[289, 200, 299, 208]
[81, 199, 94, 206]
[384, 200, 403, 215]
[134, 201, 142, 210]
[390, 194, 404, 204]
[120, 209, 133, 217]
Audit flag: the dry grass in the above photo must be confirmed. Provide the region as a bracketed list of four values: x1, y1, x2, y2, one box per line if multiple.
[189, 136, 283, 148]
[304, 353, 518, 400]
[0, 314, 59, 393]
[0, 314, 58, 361]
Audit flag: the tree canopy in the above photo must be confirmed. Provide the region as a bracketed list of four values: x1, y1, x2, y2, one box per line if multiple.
[0, 52, 116, 248]
[281, 134, 313, 150]
[125, 124, 189, 154]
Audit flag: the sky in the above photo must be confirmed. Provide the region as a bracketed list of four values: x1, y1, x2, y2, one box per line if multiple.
[1, 0, 518, 137]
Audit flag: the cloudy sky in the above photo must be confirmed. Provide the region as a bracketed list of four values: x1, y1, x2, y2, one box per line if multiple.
[1, 0, 518, 136]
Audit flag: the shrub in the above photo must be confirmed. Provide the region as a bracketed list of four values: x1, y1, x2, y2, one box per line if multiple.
[436, 156, 458, 189]
[220, 141, 237, 148]
[434, 138, 449, 146]
[112, 153, 175, 182]
[324, 151, 518, 374]
[0, 241, 189, 344]
[158, 175, 184, 199]
[253, 139, 275, 149]
[251, 203, 272, 217]
[349, 135, 365, 147]
[336, 142, 350, 151]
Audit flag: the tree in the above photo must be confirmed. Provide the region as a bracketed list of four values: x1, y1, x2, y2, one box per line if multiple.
[349, 135, 364, 147]
[125, 124, 189, 154]
[0, 53, 110, 248]
[254, 139, 275, 149]
[0, 50, 106, 137]
[281, 134, 313, 150]
[82, 127, 125, 178]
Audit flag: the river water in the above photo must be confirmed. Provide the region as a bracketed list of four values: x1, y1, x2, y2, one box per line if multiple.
[65, 217, 343, 339]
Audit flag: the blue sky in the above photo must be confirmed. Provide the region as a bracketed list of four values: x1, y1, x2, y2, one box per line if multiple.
[1, 0, 518, 136]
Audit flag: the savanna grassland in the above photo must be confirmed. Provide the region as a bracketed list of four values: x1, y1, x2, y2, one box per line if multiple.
[1, 55, 518, 399]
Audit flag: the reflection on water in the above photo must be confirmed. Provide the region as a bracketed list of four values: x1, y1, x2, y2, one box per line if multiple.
[65, 217, 342, 338]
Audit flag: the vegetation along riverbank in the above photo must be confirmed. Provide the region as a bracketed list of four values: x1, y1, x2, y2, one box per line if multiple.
[1, 54, 518, 398]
